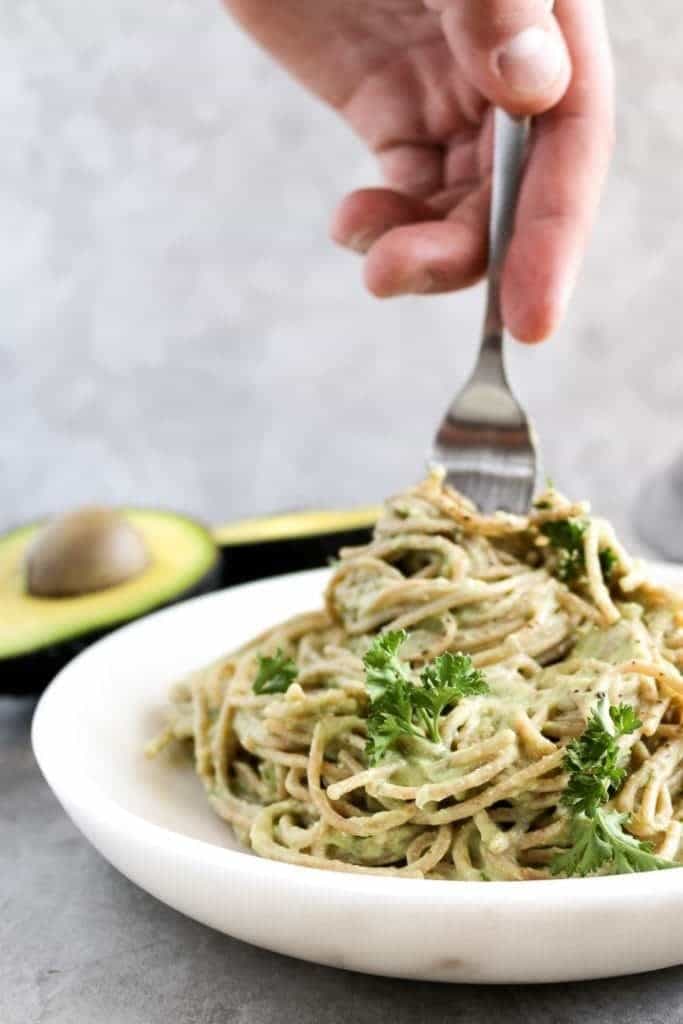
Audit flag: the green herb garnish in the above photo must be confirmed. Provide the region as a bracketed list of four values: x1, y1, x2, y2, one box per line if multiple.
[599, 546, 618, 582]
[417, 652, 489, 743]
[541, 518, 587, 583]
[561, 699, 639, 815]
[551, 697, 677, 876]
[363, 631, 489, 764]
[541, 518, 617, 587]
[252, 649, 298, 695]
[363, 631, 423, 764]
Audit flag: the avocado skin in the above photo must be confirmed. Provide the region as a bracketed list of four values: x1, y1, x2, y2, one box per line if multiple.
[217, 525, 373, 587]
[1, 559, 221, 696]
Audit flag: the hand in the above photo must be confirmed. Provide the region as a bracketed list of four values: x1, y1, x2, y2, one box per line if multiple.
[226, 0, 613, 342]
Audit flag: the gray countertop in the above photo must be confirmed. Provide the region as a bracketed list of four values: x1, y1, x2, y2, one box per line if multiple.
[3, 693, 683, 1024]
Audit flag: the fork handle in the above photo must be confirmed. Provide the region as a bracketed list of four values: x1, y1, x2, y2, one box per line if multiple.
[480, 0, 555, 363]
[482, 111, 529, 352]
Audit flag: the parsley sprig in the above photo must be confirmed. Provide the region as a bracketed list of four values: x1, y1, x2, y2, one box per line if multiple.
[541, 518, 586, 583]
[363, 631, 489, 765]
[252, 649, 298, 695]
[551, 697, 677, 877]
[562, 700, 640, 816]
[419, 653, 491, 742]
[540, 518, 617, 585]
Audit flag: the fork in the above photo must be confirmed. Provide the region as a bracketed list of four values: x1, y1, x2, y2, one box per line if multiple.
[430, 109, 540, 515]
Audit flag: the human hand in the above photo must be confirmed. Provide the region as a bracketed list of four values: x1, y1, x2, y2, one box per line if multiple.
[226, 0, 613, 341]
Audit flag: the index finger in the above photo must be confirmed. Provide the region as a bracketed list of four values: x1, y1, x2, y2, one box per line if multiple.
[501, 0, 614, 342]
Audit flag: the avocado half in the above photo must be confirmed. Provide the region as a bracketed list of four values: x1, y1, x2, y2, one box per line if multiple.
[1, 502, 379, 696]
[1, 509, 220, 695]
[213, 505, 378, 585]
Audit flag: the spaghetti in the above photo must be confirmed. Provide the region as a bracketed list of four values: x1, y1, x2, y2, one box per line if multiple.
[148, 471, 683, 880]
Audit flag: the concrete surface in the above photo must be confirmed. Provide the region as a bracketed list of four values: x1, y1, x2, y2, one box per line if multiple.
[3, 2, 683, 1022]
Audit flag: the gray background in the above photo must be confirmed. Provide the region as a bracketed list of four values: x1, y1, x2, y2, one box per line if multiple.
[1, 1, 682, 541]
[4, 2, 683, 1023]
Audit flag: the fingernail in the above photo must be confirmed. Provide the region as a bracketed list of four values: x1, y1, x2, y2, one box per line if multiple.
[495, 27, 564, 97]
[557, 259, 580, 321]
[346, 231, 375, 254]
[408, 270, 439, 294]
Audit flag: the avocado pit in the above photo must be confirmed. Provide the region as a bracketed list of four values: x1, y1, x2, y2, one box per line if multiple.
[25, 507, 150, 598]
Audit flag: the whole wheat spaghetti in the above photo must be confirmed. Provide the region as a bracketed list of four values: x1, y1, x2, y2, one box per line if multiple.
[148, 471, 683, 880]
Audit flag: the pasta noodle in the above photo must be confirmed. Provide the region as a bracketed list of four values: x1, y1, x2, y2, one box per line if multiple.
[148, 470, 683, 880]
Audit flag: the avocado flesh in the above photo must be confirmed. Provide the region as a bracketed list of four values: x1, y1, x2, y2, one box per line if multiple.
[0, 510, 219, 663]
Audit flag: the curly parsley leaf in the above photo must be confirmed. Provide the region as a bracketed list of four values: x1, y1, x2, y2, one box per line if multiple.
[599, 546, 618, 582]
[366, 694, 421, 766]
[551, 808, 677, 878]
[363, 631, 421, 764]
[417, 653, 489, 743]
[252, 649, 298, 695]
[609, 703, 641, 735]
[362, 629, 411, 700]
[551, 697, 678, 876]
[540, 518, 587, 583]
[562, 698, 639, 817]
[363, 633, 488, 762]
[541, 518, 617, 587]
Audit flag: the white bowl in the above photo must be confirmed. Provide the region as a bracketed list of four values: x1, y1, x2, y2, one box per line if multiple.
[32, 564, 683, 983]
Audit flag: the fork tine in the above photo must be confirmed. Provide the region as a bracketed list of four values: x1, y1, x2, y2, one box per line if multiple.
[429, 377, 539, 514]
[429, 363, 539, 514]
[438, 468, 535, 516]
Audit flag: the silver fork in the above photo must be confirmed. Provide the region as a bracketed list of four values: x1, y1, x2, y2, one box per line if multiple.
[430, 109, 540, 515]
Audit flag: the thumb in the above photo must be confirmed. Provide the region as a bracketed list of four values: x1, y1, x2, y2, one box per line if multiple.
[427, 0, 571, 117]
